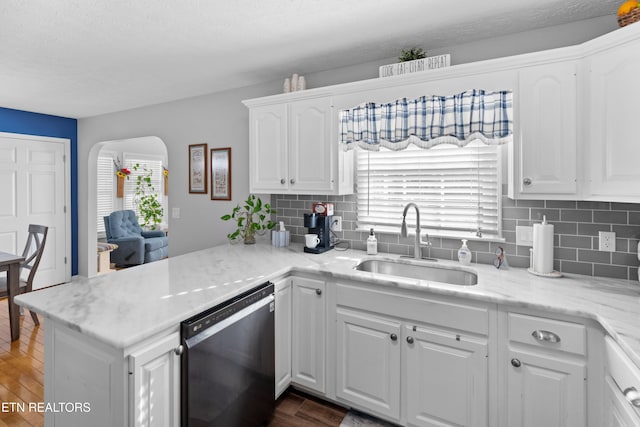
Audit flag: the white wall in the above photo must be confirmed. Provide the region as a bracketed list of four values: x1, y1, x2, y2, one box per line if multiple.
[76, 15, 617, 276]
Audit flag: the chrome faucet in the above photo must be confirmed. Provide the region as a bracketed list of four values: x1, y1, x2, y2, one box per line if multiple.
[401, 203, 431, 260]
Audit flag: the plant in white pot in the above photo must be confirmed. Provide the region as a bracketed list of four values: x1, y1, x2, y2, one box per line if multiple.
[221, 194, 276, 244]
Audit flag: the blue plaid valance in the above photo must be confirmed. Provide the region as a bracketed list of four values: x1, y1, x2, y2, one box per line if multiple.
[339, 89, 513, 151]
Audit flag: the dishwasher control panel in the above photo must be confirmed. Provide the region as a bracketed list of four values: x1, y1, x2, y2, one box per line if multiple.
[181, 281, 274, 340]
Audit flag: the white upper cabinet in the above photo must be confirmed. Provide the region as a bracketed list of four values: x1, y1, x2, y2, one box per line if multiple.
[585, 35, 640, 202]
[513, 61, 577, 199]
[289, 97, 335, 192]
[249, 103, 288, 192]
[245, 95, 353, 195]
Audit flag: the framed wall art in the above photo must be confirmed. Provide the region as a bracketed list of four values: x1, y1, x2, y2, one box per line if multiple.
[211, 147, 231, 201]
[188, 143, 208, 194]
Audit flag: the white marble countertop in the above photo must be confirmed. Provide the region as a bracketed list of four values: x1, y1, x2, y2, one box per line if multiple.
[15, 242, 640, 368]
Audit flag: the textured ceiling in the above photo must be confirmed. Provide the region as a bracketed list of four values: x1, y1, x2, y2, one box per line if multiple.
[0, 0, 619, 118]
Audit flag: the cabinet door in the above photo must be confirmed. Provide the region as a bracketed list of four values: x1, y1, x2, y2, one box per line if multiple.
[336, 308, 401, 420]
[587, 45, 640, 201]
[604, 375, 640, 427]
[275, 278, 292, 398]
[292, 277, 326, 393]
[506, 348, 585, 427]
[288, 97, 335, 193]
[249, 103, 288, 192]
[405, 325, 488, 427]
[129, 332, 181, 427]
[516, 61, 577, 197]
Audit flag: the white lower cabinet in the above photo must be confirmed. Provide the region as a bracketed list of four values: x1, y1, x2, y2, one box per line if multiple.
[501, 310, 587, 427]
[128, 332, 181, 427]
[43, 321, 181, 427]
[604, 336, 640, 426]
[333, 281, 491, 426]
[274, 277, 293, 398]
[292, 276, 326, 393]
[336, 308, 401, 419]
[405, 325, 488, 427]
[605, 376, 640, 427]
[505, 349, 585, 427]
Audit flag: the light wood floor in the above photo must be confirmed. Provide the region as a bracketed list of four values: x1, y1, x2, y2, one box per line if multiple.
[0, 298, 44, 427]
[0, 297, 346, 427]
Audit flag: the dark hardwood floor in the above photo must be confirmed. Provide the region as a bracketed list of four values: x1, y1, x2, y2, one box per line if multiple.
[0, 297, 346, 427]
[270, 390, 348, 427]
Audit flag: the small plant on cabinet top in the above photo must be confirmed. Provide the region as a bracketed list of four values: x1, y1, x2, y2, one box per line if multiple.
[220, 194, 276, 244]
[133, 163, 164, 230]
[398, 47, 427, 62]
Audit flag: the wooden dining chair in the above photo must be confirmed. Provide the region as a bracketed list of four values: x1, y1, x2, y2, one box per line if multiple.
[0, 224, 48, 325]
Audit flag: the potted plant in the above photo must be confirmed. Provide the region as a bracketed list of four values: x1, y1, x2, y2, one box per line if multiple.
[398, 47, 427, 62]
[133, 163, 164, 230]
[221, 194, 276, 244]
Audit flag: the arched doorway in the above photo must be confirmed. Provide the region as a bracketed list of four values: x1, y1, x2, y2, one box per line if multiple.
[87, 136, 168, 277]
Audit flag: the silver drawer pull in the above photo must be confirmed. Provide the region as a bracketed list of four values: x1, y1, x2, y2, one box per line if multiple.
[531, 330, 561, 343]
[624, 387, 640, 408]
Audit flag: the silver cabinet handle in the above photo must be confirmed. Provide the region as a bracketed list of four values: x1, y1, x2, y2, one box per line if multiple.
[523, 177, 532, 186]
[406, 336, 414, 344]
[531, 330, 561, 343]
[390, 333, 397, 341]
[315, 288, 322, 296]
[290, 178, 296, 184]
[624, 387, 640, 408]
[280, 179, 286, 185]
[511, 358, 521, 368]
[174, 345, 184, 356]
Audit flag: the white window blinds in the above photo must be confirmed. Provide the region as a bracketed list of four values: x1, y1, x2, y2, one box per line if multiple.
[356, 142, 502, 238]
[97, 153, 115, 235]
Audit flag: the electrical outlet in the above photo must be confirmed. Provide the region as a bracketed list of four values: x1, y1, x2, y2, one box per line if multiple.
[516, 226, 533, 246]
[599, 231, 616, 252]
[332, 216, 342, 232]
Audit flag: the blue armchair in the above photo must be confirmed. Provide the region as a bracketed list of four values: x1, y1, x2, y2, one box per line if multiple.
[103, 210, 168, 267]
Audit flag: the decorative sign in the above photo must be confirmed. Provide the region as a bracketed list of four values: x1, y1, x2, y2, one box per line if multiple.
[211, 147, 231, 201]
[188, 143, 208, 194]
[379, 54, 451, 78]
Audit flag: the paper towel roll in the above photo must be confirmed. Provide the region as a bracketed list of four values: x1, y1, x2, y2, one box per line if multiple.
[532, 216, 554, 274]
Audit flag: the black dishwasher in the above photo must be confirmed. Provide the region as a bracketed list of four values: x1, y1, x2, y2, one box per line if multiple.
[181, 281, 275, 427]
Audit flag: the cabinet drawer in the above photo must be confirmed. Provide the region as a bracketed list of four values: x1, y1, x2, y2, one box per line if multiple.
[605, 336, 640, 418]
[507, 312, 586, 355]
[336, 282, 489, 335]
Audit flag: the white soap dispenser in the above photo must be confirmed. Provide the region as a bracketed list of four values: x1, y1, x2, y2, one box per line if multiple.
[458, 239, 472, 266]
[367, 228, 378, 255]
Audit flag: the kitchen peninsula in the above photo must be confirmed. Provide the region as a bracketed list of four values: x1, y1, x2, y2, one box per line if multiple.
[16, 242, 640, 426]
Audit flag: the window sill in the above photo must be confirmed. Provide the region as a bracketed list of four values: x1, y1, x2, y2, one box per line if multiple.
[356, 227, 506, 243]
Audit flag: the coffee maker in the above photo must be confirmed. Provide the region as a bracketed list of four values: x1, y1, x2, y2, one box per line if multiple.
[303, 213, 334, 254]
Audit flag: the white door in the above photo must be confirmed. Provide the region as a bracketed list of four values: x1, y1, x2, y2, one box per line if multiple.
[336, 308, 401, 420]
[0, 132, 70, 288]
[517, 61, 577, 197]
[291, 276, 326, 393]
[289, 97, 335, 193]
[405, 325, 488, 427]
[249, 104, 288, 193]
[129, 332, 181, 427]
[587, 43, 640, 201]
[275, 278, 292, 398]
[507, 348, 586, 427]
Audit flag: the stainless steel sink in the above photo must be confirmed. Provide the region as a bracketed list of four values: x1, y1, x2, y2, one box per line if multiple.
[354, 259, 477, 286]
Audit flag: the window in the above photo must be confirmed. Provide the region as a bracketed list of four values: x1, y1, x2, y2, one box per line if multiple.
[123, 154, 165, 224]
[96, 153, 115, 235]
[356, 141, 502, 239]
